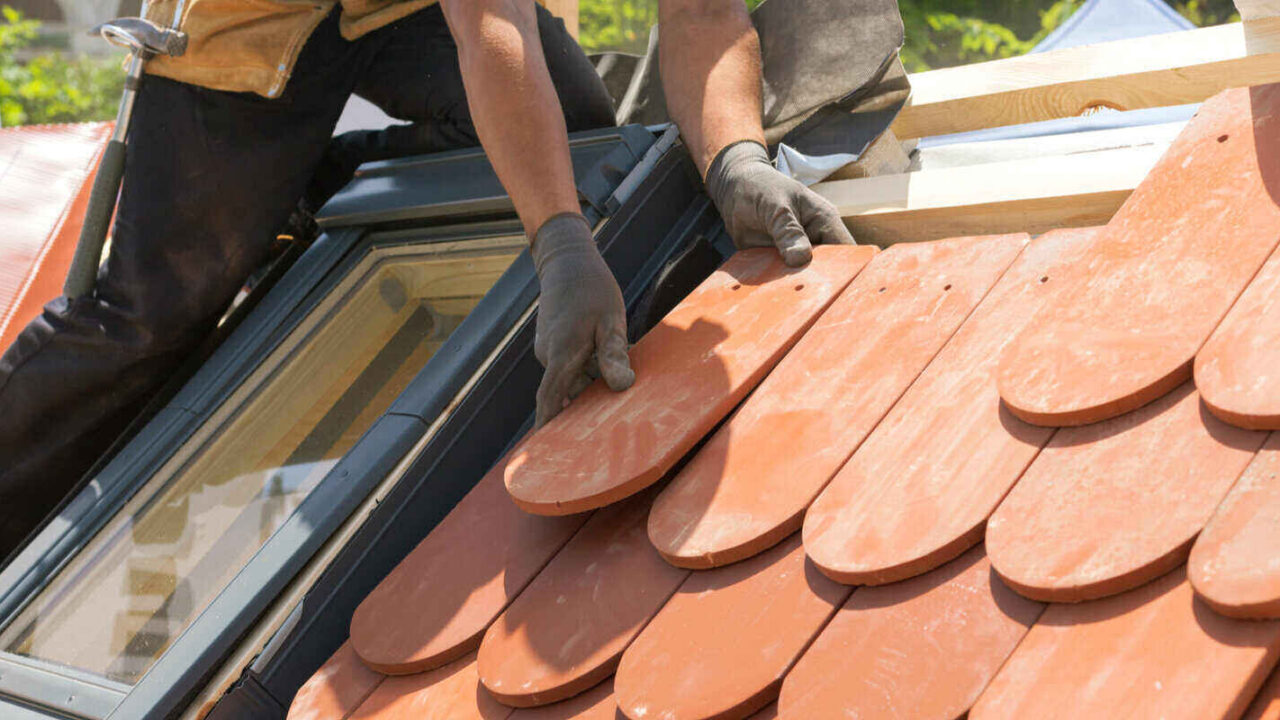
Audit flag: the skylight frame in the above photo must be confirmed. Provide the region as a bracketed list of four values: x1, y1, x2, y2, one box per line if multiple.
[0, 125, 661, 720]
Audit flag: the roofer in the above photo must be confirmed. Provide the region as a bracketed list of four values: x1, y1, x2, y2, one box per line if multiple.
[0, 0, 853, 556]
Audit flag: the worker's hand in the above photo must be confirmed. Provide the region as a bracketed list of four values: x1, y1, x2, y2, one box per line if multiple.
[705, 140, 855, 266]
[531, 213, 635, 428]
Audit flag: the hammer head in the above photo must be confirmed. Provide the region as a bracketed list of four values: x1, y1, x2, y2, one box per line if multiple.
[92, 17, 187, 57]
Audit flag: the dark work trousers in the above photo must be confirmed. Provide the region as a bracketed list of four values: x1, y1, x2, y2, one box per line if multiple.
[0, 4, 616, 558]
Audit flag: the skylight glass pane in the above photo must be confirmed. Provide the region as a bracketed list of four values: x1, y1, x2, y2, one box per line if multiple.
[0, 235, 525, 684]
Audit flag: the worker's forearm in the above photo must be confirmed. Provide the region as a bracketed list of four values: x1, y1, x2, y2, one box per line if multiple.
[659, 0, 766, 176]
[441, 0, 580, 237]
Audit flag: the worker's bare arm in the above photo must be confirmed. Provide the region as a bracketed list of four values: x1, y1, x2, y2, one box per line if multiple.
[438, 0, 579, 236]
[439, 0, 634, 427]
[658, 0, 766, 176]
[659, 0, 854, 266]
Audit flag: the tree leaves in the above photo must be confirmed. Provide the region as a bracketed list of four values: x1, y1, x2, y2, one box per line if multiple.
[0, 6, 123, 126]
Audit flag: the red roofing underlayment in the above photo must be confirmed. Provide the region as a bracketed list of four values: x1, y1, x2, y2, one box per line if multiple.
[0, 123, 111, 354]
[289, 83, 1280, 719]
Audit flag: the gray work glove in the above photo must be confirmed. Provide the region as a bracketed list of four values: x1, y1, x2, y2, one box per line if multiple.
[705, 140, 855, 266]
[532, 213, 636, 427]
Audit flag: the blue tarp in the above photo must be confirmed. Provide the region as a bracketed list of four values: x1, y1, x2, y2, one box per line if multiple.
[919, 0, 1198, 148]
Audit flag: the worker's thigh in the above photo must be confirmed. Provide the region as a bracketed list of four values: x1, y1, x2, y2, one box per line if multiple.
[0, 9, 361, 549]
[353, 3, 617, 152]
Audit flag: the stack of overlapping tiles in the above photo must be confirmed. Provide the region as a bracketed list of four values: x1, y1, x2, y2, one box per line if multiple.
[288, 84, 1280, 720]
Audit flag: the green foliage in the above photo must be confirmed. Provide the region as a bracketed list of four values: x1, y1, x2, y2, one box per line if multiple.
[580, 0, 1235, 72]
[0, 6, 123, 127]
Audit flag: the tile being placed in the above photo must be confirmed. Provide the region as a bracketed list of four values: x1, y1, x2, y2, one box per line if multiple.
[971, 567, 1280, 720]
[648, 234, 1025, 570]
[288, 642, 385, 720]
[803, 228, 1099, 586]
[351, 653, 510, 720]
[1191, 434, 1280, 618]
[614, 534, 850, 720]
[997, 84, 1280, 427]
[352, 447, 589, 674]
[478, 492, 688, 708]
[779, 546, 1043, 720]
[988, 383, 1266, 603]
[1197, 245, 1280, 430]
[505, 246, 877, 516]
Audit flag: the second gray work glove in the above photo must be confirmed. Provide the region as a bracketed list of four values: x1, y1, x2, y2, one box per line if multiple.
[705, 140, 855, 266]
[531, 212, 636, 428]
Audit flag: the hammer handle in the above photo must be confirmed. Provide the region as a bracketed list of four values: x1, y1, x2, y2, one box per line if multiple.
[64, 138, 127, 298]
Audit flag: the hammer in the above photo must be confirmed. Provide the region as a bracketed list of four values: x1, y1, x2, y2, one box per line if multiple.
[63, 16, 187, 298]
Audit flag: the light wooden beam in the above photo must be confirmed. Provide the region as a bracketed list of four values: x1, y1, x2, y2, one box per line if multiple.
[538, 0, 579, 38]
[812, 143, 1168, 246]
[893, 17, 1280, 140]
[1237, 1, 1280, 20]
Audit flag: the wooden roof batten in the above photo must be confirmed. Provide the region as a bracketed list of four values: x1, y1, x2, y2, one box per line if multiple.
[815, 8, 1280, 245]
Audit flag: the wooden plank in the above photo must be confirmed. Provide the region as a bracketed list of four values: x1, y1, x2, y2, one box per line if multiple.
[812, 144, 1164, 246]
[892, 17, 1280, 140]
[648, 234, 1025, 570]
[1239, 1, 1280, 21]
[998, 85, 1280, 427]
[504, 246, 876, 517]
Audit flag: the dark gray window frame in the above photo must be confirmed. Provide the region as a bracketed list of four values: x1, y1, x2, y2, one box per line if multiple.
[0, 125, 662, 720]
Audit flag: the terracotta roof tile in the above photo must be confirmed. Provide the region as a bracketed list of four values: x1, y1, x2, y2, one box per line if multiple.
[351, 447, 588, 675]
[971, 567, 1280, 719]
[997, 85, 1280, 427]
[1191, 433, 1280, 618]
[504, 246, 877, 516]
[0, 122, 110, 353]
[288, 642, 384, 720]
[647, 233, 1024, 570]
[614, 534, 848, 720]
[1196, 245, 1280, 430]
[801, 228, 1093, 586]
[505, 679, 618, 720]
[1246, 665, 1280, 720]
[478, 492, 686, 707]
[988, 383, 1265, 603]
[779, 545, 1041, 720]
[351, 653, 510, 720]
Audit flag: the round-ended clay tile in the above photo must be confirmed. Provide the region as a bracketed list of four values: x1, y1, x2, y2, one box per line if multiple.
[648, 234, 1026, 570]
[803, 228, 1098, 586]
[780, 546, 1042, 720]
[614, 534, 850, 720]
[478, 493, 688, 708]
[1196, 245, 1280, 431]
[997, 85, 1280, 427]
[350, 653, 509, 720]
[351, 449, 589, 675]
[504, 246, 876, 517]
[289, 642, 385, 720]
[987, 383, 1266, 604]
[1244, 664, 1280, 720]
[1191, 435, 1280, 618]
[971, 567, 1280, 720]
[506, 679, 618, 720]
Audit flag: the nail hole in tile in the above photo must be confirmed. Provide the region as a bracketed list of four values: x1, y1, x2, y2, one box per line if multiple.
[878, 286, 887, 293]
[1040, 275, 1050, 283]
[731, 283, 741, 290]
[944, 284, 953, 291]
[794, 283, 805, 291]
[1218, 134, 1230, 143]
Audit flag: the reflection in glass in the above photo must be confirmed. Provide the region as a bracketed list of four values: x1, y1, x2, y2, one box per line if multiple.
[0, 236, 524, 683]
